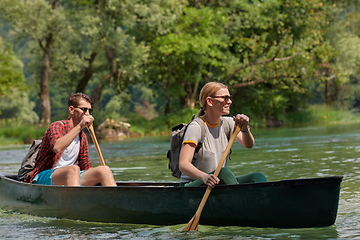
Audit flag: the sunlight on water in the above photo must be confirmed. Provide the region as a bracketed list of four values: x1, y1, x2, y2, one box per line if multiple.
[1, 124, 360, 239]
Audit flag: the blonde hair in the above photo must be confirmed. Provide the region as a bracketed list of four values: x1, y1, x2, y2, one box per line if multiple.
[197, 82, 228, 116]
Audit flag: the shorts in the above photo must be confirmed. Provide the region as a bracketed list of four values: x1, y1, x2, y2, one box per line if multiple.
[33, 169, 86, 185]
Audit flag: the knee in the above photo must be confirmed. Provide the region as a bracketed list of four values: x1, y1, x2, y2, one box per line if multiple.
[251, 172, 267, 183]
[218, 168, 238, 185]
[66, 165, 80, 175]
[99, 165, 112, 173]
[95, 165, 113, 176]
[236, 172, 267, 184]
[219, 167, 233, 175]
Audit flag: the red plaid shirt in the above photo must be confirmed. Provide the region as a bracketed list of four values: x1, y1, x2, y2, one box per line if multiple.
[26, 119, 92, 183]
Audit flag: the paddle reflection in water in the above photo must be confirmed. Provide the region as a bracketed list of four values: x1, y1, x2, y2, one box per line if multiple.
[0, 123, 360, 239]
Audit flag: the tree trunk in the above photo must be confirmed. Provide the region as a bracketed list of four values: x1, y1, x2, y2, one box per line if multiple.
[76, 52, 97, 93]
[91, 74, 110, 109]
[183, 81, 199, 109]
[185, 81, 199, 109]
[38, 0, 58, 127]
[38, 34, 53, 127]
[325, 78, 331, 105]
[164, 94, 171, 115]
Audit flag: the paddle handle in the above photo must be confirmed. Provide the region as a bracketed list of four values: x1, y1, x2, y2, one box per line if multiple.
[87, 124, 106, 166]
[183, 123, 241, 231]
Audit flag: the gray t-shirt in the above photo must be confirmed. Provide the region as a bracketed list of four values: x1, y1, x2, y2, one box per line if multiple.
[180, 116, 234, 183]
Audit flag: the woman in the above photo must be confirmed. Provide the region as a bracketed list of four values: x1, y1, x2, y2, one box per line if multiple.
[179, 82, 267, 187]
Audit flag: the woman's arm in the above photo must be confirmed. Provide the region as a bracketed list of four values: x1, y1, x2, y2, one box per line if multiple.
[179, 143, 220, 187]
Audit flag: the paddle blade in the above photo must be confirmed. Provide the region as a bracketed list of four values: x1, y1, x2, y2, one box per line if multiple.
[183, 214, 199, 231]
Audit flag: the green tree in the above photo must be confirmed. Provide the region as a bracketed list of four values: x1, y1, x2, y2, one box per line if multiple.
[220, 0, 328, 125]
[50, 0, 151, 113]
[0, 0, 69, 126]
[2, 0, 358, 129]
[316, 1, 360, 107]
[147, 6, 229, 113]
[143, 0, 332, 126]
[0, 37, 25, 97]
[0, 92, 39, 125]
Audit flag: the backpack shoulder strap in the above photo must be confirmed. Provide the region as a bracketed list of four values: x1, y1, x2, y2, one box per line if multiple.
[56, 120, 65, 125]
[192, 117, 231, 142]
[220, 116, 232, 140]
[193, 117, 206, 144]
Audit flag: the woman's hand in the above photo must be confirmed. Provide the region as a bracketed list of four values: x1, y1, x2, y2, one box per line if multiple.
[233, 113, 254, 148]
[233, 114, 250, 132]
[201, 173, 220, 188]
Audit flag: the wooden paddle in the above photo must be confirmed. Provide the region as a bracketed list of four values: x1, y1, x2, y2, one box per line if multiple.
[183, 122, 241, 231]
[87, 124, 106, 166]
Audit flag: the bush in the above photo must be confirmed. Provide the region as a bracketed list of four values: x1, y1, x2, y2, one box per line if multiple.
[0, 119, 46, 144]
[285, 104, 360, 126]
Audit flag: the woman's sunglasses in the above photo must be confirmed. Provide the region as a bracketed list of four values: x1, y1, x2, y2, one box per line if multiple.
[211, 95, 232, 102]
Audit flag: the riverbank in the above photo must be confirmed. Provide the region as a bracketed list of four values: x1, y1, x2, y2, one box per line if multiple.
[1, 104, 359, 145]
[127, 104, 360, 137]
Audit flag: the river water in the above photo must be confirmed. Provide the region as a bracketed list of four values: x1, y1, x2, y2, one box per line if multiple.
[0, 123, 359, 239]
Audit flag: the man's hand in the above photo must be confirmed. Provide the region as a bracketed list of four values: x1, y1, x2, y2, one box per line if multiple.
[80, 115, 94, 129]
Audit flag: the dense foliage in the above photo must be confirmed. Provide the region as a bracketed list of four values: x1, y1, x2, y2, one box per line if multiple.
[0, 0, 360, 131]
[0, 38, 25, 97]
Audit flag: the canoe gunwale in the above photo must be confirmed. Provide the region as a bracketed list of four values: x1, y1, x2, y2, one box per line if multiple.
[1, 173, 343, 190]
[1, 173, 343, 191]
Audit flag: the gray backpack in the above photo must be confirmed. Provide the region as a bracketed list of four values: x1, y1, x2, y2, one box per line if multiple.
[17, 139, 42, 182]
[167, 116, 231, 178]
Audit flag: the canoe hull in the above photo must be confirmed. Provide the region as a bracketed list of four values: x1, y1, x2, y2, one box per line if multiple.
[0, 173, 342, 228]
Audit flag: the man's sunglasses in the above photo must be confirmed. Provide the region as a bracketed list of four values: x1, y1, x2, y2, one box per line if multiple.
[72, 106, 93, 115]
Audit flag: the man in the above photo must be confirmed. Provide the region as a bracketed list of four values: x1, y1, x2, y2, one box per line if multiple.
[26, 93, 116, 186]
